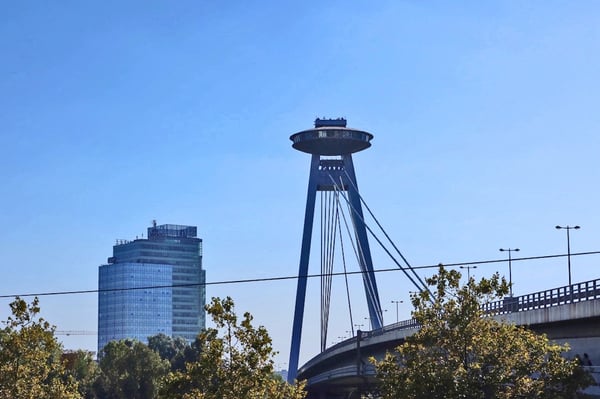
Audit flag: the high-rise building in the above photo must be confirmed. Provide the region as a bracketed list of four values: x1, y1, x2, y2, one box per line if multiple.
[98, 223, 205, 352]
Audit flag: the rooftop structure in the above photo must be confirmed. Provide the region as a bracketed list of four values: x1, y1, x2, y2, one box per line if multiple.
[98, 223, 205, 352]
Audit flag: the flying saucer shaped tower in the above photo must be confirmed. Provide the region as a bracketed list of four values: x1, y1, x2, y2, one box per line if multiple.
[287, 118, 383, 382]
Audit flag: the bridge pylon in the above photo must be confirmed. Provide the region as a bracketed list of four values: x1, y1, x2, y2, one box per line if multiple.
[287, 118, 383, 383]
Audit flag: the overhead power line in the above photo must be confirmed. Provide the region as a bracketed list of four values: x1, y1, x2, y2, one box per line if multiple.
[1, 251, 599, 300]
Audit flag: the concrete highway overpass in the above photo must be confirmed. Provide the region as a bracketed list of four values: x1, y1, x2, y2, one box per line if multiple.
[297, 278, 600, 398]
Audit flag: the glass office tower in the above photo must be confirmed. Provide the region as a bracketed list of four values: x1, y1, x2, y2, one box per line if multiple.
[98, 223, 205, 352]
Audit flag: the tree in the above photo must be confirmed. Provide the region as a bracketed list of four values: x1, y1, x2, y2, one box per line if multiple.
[94, 339, 170, 399]
[161, 296, 306, 399]
[371, 266, 593, 399]
[148, 333, 198, 372]
[62, 350, 99, 399]
[0, 296, 81, 399]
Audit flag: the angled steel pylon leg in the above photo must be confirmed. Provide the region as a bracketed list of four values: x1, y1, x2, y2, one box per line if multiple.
[287, 153, 382, 383]
[343, 154, 383, 330]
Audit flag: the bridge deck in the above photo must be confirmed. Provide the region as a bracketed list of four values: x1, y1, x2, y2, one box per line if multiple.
[298, 277, 600, 398]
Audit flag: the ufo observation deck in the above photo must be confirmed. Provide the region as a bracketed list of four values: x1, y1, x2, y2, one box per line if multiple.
[290, 118, 373, 156]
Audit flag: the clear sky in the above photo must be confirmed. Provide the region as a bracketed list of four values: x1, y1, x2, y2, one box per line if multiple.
[1, 1, 599, 367]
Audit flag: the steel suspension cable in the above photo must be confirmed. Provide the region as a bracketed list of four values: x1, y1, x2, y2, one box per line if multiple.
[343, 170, 430, 294]
[333, 180, 367, 329]
[334, 187, 356, 337]
[320, 191, 325, 350]
[320, 190, 337, 351]
[339, 178, 383, 327]
[327, 173, 432, 300]
[320, 191, 326, 351]
[325, 191, 334, 350]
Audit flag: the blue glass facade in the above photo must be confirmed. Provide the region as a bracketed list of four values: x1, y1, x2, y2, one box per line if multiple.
[98, 224, 205, 352]
[98, 263, 173, 350]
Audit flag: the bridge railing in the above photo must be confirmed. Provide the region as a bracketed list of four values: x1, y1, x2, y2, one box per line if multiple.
[483, 278, 600, 315]
[378, 318, 420, 334]
[358, 318, 420, 340]
[360, 278, 600, 339]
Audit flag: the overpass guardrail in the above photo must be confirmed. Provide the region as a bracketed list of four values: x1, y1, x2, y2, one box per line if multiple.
[483, 278, 600, 314]
[364, 277, 600, 339]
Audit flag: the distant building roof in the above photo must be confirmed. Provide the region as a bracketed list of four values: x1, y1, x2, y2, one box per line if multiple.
[147, 224, 197, 239]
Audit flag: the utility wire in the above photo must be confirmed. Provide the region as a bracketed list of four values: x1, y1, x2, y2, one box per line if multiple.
[1, 251, 598, 299]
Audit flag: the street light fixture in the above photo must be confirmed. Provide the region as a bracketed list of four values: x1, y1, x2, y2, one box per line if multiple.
[499, 248, 520, 297]
[556, 225, 580, 287]
[408, 291, 421, 302]
[390, 300, 403, 323]
[459, 265, 477, 279]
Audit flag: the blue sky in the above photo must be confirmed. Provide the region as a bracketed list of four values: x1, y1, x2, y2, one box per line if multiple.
[1, 1, 599, 367]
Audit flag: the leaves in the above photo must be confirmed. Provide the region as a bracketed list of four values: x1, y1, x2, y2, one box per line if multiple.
[371, 265, 593, 399]
[95, 339, 170, 399]
[0, 297, 81, 399]
[148, 333, 196, 372]
[161, 296, 305, 399]
[0, 296, 305, 399]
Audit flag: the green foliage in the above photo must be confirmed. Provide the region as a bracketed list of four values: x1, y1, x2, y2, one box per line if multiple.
[371, 266, 593, 399]
[62, 350, 99, 399]
[161, 296, 306, 399]
[94, 339, 170, 399]
[148, 333, 199, 372]
[0, 297, 81, 399]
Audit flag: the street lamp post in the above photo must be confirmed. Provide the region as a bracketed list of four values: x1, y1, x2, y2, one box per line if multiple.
[390, 300, 403, 323]
[499, 248, 520, 297]
[460, 265, 477, 279]
[556, 225, 580, 287]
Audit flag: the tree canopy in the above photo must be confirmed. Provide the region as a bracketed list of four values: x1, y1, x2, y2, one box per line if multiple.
[62, 350, 99, 399]
[161, 296, 306, 399]
[94, 339, 170, 399]
[0, 296, 304, 399]
[147, 333, 199, 372]
[371, 266, 593, 399]
[0, 297, 81, 399]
